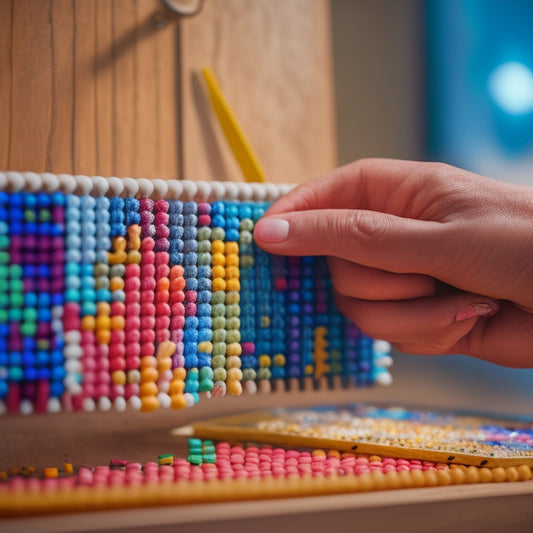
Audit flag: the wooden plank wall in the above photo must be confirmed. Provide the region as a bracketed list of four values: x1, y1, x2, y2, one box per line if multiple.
[0, 0, 336, 183]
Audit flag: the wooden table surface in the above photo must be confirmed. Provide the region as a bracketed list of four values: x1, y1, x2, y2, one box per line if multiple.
[2, 387, 533, 533]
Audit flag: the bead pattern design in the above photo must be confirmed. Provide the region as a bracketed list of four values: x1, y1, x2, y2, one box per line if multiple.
[0, 177, 392, 414]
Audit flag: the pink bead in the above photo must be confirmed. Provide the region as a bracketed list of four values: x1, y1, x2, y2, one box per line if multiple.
[141, 278, 156, 291]
[184, 291, 197, 303]
[140, 342, 155, 356]
[127, 291, 140, 304]
[125, 263, 140, 277]
[156, 330, 170, 343]
[125, 278, 140, 291]
[154, 251, 169, 265]
[95, 384, 111, 397]
[125, 344, 141, 359]
[126, 356, 141, 370]
[156, 264, 170, 279]
[140, 238, 155, 251]
[184, 302, 196, 316]
[198, 214, 211, 226]
[140, 317, 156, 330]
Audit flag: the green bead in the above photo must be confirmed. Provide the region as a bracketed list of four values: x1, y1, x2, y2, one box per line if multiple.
[22, 308, 37, 321]
[257, 368, 272, 380]
[199, 367, 213, 379]
[37, 339, 50, 350]
[0, 280, 8, 293]
[38, 209, 51, 222]
[0, 265, 8, 278]
[225, 304, 240, 318]
[210, 227, 225, 241]
[94, 276, 109, 289]
[197, 253, 211, 266]
[109, 264, 125, 277]
[187, 368, 199, 378]
[212, 316, 226, 330]
[242, 368, 256, 381]
[9, 265, 22, 279]
[239, 218, 254, 231]
[224, 292, 239, 305]
[225, 317, 240, 330]
[0, 252, 9, 264]
[212, 329, 226, 343]
[188, 437, 202, 448]
[202, 454, 216, 464]
[240, 255, 254, 268]
[211, 291, 225, 304]
[9, 308, 22, 321]
[211, 303, 225, 317]
[94, 263, 109, 276]
[10, 279, 23, 293]
[187, 454, 203, 465]
[20, 322, 37, 336]
[198, 379, 214, 392]
[239, 230, 253, 245]
[197, 227, 211, 241]
[0, 235, 9, 250]
[225, 330, 241, 343]
[212, 343, 226, 357]
[0, 309, 8, 322]
[10, 293, 24, 308]
[212, 354, 226, 368]
[24, 209, 36, 222]
[212, 367, 227, 381]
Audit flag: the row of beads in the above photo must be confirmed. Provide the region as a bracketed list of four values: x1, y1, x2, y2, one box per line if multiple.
[0, 193, 392, 414]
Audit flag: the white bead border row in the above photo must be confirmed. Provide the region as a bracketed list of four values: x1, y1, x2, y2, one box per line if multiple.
[0, 172, 296, 202]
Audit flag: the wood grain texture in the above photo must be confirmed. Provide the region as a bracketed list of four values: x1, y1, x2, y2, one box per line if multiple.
[1, 0, 181, 179]
[180, 0, 337, 183]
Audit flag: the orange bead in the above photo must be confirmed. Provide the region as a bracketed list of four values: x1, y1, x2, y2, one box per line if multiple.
[227, 368, 243, 381]
[140, 356, 157, 369]
[112, 370, 126, 385]
[96, 330, 111, 345]
[211, 265, 225, 279]
[140, 381, 159, 397]
[212, 252, 225, 266]
[226, 279, 240, 292]
[170, 394, 187, 410]
[226, 380, 242, 396]
[96, 302, 111, 315]
[156, 340, 176, 359]
[140, 366, 159, 382]
[212, 278, 226, 292]
[140, 395, 160, 412]
[157, 358, 172, 372]
[110, 315, 125, 330]
[81, 315, 96, 332]
[168, 380, 185, 395]
[211, 240, 225, 254]
[173, 367, 186, 380]
[157, 278, 169, 291]
[224, 242, 238, 255]
[169, 265, 184, 279]
[109, 277, 125, 291]
[225, 254, 239, 267]
[170, 278, 186, 292]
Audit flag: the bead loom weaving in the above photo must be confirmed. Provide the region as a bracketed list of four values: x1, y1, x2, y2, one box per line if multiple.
[0, 172, 392, 416]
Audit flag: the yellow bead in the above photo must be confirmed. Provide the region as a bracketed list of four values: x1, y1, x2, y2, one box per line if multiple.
[197, 341, 213, 353]
[227, 367, 242, 381]
[140, 395, 160, 412]
[63, 462, 74, 475]
[43, 467, 59, 478]
[170, 394, 187, 410]
[273, 354, 286, 366]
[127, 250, 142, 264]
[224, 242, 238, 255]
[211, 265, 225, 279]
[81, 315, 96, 332]
[226, 355, 241, 368]
[212, 252, 225, 266]
[225, 266, 240, 279]
[226, 380, 242, 396]
[212, 278, 226, 292]
[226, 343, 242, 356]
[259, 355, 271, 367]
[211, 240, 225, 254]
[225, 254, 239, 267]
[226, 279, 240, 292]
[112, 370, 126, 385]
[260, 316, 270, 328]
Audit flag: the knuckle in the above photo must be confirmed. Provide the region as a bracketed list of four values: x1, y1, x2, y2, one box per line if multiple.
[342, 210, 388, 247]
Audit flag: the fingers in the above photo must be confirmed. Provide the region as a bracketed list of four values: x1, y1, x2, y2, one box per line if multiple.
[334, 291, 499, 354]
[265, 158, 451, 217]
[254, 208, 447, 276]
[327, 257, 436, 301]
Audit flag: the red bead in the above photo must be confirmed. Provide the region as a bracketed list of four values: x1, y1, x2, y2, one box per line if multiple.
[109, 358, 126, 371]
[125, 278, 140, 291]
[140, 317, 155, 330]
[169, 291, 185, 304]
[125, 316, 141, 331]
[140, 342, 155, 356]
[109, 342, 126, 358]
[155, 303, 171, 317]
[171, 315, 185, 330]
[126, 355, 141, 370]
[140, 238, 155, 251]
[125, 343, 141, 358]
[111, 302, 126, 317]
[125, 263, 140, 278]
[141, 278, 156, 291]
[156, 316, 170, 330]
[198, 214, 211, 227]
[156, 264, 170, 279]
[154, 251, 169, 266]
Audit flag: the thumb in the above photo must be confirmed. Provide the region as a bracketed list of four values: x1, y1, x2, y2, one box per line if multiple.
[254, 209, 447, 276]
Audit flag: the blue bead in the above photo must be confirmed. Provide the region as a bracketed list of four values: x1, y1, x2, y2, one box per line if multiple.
[197, 278, 211, 291]
[37, 293, 50, 308]
[211, 214, 225, 228]
[51, 192, 66, 206]
[0, 211, 7, 225]
[169, 225, 183, 239]
[211, 201, 225, 215]
[225, 228, 239, 241]
[10, 193, 24, 208]
[9, 351, 22, 366]
[182, 226, 196, 240]
[185, 316, 198, 329]
[184, 355, 199, 369]
[169, 201, 183, 214]
[225, 216, 239, 229]
[9, 221, 23, 235]
[183, 253, 197, 266]
[65, 262, 80, 276]
[183, 342, 197, 354]
[51, 366, 66, 381]
[0, 352, 7, 366]
[37, 309, 51, 322]
[183, 265, 197, 278]
[65, 289, 80, 302]
[198, 316, 212, 329]
[24, 367, 38, 381]
[95, 289, 110, 302]
[96, 197, 110, 209]
[198, 328, 212, 342]
[197, 354, 211, 367]
[24, 194, 37, 207]
[50, 349, 63, 366]
[0, 191, 9, 205]
[50, 381, 64, 398]
[184, 278, 198, 291]
[196, 291, 211, 304]
[239, 205, 252, 219]
[0, 380, 8, 398]
[183, 202, 197, 215]
[183, 240, 198, 253]
[197, 303, 211, 317]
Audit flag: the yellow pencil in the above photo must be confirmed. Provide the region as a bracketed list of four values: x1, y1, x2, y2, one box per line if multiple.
[201, 67, 266, 183]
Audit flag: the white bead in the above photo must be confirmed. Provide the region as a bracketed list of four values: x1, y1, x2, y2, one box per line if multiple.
[151, 178, 168, 199]
[128, 395, 142, 411]
[19, 399, 34, 415]
[106, 177, 124, 197]
[41, 172, 60, 192]
[157, 392, 172, 409]
[373, 340, 392, 354]
[136, 178, 153, 197]
[181, 180, 198, 201]
[223, 181, 238, 200]
[244, 380, 257, 395]
[23, 172, 43, 192]
[64, 359, 82, 374]
[114, 396, 127, 412]
[47, 397, 62, 414]
[194, 180, 211, 201]
[250, 182, 267, 201]
[236, 182, 253, 201]
[98, 396, 112, 412]
[83, 397, 96, 412]
[74, 175, 93, 196]
[121, 177, 139, 197]
[166, 179, 183, 199]
[6, 171, 26, 192]
[184, 393, 196, 407]
[375, 370, 393, 386]
[375, 355, 393, 368]
[92, 176, 109, 196]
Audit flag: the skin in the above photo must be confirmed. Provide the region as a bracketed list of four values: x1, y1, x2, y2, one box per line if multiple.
[253, 158, 533, 368]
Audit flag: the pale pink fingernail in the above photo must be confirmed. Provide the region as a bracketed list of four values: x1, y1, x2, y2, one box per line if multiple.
[455, 301, 499, 322]
[255, 218, 289, 243]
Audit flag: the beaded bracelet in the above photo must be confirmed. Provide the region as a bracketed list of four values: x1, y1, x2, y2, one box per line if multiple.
[0, 172, 392, 414]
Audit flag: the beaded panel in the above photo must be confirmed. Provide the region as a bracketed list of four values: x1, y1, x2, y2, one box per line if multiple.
[0, 173, 392, 415]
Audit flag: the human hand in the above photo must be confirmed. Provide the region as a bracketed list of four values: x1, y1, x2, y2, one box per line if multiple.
[253, 159, 533, 367]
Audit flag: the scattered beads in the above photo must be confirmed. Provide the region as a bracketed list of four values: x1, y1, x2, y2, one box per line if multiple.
[0, 188, 392, 414]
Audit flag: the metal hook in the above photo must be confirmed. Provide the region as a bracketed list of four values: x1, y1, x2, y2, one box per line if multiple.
[160, 0, 204, 17]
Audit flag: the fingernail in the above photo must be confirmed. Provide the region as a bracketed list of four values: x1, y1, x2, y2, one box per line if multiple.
[455, 301, 499, 322]
[255, 218, 289, 243]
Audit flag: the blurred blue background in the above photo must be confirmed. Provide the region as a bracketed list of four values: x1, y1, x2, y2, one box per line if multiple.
[331, 0, 533, 415]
